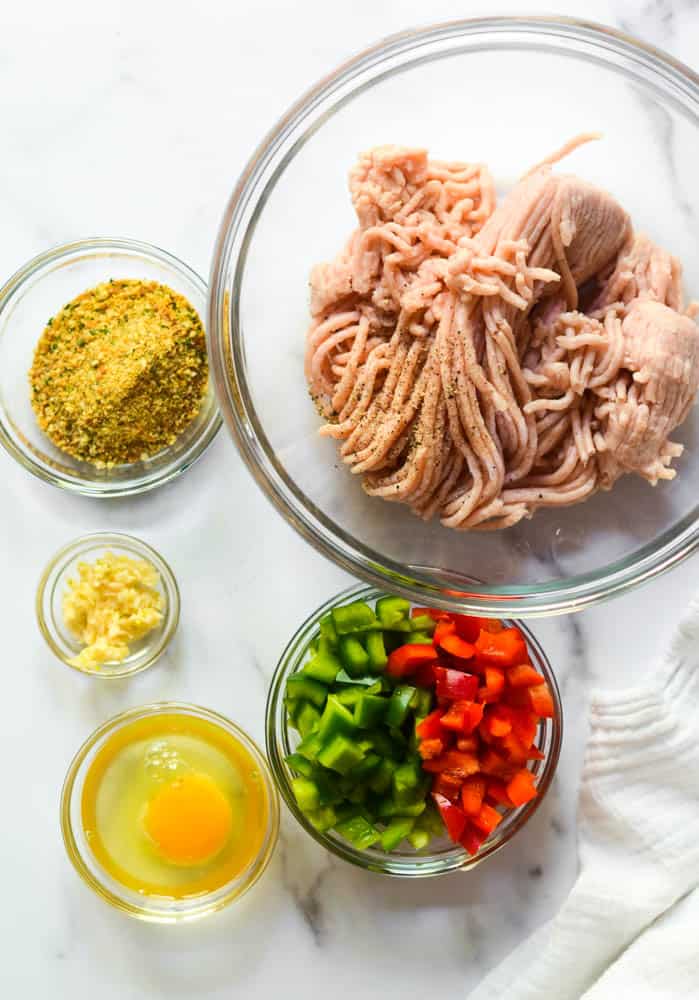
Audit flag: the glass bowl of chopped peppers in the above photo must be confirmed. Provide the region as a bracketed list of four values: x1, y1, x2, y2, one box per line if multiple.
[0, 237, 221, 497]
[266, 584, 562, 876]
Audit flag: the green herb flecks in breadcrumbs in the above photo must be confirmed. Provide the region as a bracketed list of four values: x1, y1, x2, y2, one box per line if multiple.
[29, 279, 208, 467]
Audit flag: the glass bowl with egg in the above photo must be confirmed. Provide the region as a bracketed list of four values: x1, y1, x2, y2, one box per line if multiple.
[0, 237, 221, 497]
[60, 703, 280, 922]
[36, 531, 180, 678]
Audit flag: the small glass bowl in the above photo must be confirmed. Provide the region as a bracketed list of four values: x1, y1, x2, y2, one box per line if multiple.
[61, 703, 280, 922]
[266, 583, 562, 877]
[0, 237, 221, 497]
[36, 532, 180, 678]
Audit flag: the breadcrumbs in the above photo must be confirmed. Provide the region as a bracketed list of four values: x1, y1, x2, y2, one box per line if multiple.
[29, 279, 208, 467]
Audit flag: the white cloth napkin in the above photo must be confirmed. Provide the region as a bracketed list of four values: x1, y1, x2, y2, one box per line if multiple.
[469, 595, 699, 1000]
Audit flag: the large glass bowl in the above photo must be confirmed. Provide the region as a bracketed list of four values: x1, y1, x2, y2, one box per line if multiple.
[209, 16, 699, 617]
[0, 238, 221, 497]
[266, 584, 562, 876]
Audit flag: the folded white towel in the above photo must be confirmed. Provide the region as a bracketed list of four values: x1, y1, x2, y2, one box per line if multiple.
[469, 596, 699, 1000]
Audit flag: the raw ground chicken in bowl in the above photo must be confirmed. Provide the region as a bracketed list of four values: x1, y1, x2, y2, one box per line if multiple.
[209, 18, 699, 616]
[266, 585, 562, 876]
[305, 137, 699, 531]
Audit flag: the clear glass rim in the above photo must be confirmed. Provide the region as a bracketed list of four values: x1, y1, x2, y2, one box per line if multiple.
[36, 531, 181, 678]
[60, 701, 280, 922]
[0, 236, 222, 498]
[208, 15, 699, 618]
[265, 583, 562, 877]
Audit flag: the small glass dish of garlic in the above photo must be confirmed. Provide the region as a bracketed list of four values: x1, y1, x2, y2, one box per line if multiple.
[36, 532, 180, 677]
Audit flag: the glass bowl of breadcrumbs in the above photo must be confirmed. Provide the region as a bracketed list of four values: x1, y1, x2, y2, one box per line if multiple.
[0, 238, 221, 496]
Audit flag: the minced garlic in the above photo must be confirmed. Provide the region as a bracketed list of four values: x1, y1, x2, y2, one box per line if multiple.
[63, 551, 164, 670]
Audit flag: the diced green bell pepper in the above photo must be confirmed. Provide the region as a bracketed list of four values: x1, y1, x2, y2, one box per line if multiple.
[386, 685, 417, 727]
[319, 613, 339, 645]
[380, 816, 415, 851]
[408, 828, 430, 851]
[318, 695, 356, 743]
[296, 701, 321, 738]
[336, 815, 381, 850]
[339, 635, 370, 677]
[286, 674, 328, 709]
[376, 596, 411, 630]
[296, 731, 323, 762]
[331, 600, 378, 635]
[336, 685, 369, 709]
[350, 750, 381, 780]
[392, 758, 424, 803]
[285, 752, 314, 777]
[291, 776, 321, 811]
[409, 614, 436, 633]
[346, 783, 369, 804]
[306, 805, 337, 832]
[317, 734, 365, 775]
[362, 728, 395, 758]
[415, 802, 445, 837]
[353, 693, 386, 728]
[368, 757, 396, 794]
[413, 689, 433, 720]
[377, 797, 426, 819]
[303, 638, 342, 684]
[365, 630, 387, 672]
[334, 670, 378, 687]
[408, 631, 433, 645]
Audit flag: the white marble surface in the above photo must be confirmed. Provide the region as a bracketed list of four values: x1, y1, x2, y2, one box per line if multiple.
[1, 2, 698, 997]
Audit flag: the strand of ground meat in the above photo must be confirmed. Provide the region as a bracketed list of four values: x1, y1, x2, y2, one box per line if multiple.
[305, 142, 699, 530]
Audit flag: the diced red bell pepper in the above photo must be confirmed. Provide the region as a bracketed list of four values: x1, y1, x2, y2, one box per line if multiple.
[460, 823, 487, 856]
[475, 627, 528, 668]
[451, 614, 482, 643]
[438, 633, 476, 661]
[498, 731, 529, 765]
[527, 745, 545, 761]
[503, 686, 532, 709]
[440, 702, 468, 732]
[432, 772, 462, 800]
[432, 793, 468, 842]
[471, 802, 503, 835]
[386, 643, 438, 678]
[418, 737, 445, 760]
[510, 708, 538, 747]
[479, 618, 504, 634]
[415, 709, 446, 741]
[413, 662, 437, 688]
[461, 775, 486, 816]
[482, 707, 512, 739]
[477, 666, 505, 703]
[507, 663, 546, 688]
[528, 682, 555, 718]
[485, 780, 513, 807]
[433, 620, 456, 646]
[506, 768, 538, 806]
[479, 748, 512, 777]
[434, 667, 479, 702]
[456, 735, 479, 753]
[422, 750, 480, 778]
[441, 699, 483, 735]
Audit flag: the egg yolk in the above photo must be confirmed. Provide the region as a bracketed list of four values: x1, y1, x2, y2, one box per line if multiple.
[143, 773, 233, 866]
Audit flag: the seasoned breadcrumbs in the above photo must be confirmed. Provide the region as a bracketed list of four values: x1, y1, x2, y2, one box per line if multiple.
[29, 279, 208, 467]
